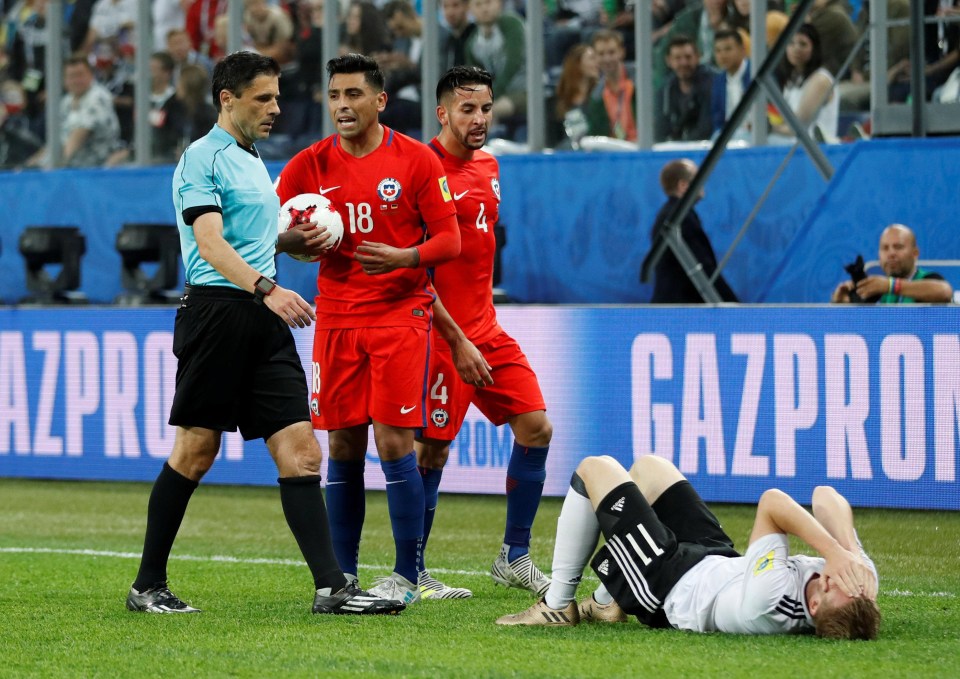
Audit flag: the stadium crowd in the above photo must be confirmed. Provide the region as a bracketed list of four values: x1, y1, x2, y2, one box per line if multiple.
[2, 0, 959, 167]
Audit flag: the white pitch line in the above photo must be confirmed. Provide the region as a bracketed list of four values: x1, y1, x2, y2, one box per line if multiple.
[1, 547, 953, 598]
[0, 546, 488, 578]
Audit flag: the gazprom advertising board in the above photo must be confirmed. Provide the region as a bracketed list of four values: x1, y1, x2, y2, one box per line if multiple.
[1, 306, 957, 509]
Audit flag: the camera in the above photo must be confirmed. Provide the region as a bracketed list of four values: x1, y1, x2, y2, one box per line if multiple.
[844, 254, 879, 303]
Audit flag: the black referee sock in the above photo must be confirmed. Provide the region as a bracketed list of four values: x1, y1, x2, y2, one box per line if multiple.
[278, 475, 347, 593]
[132, 462, 199, 592]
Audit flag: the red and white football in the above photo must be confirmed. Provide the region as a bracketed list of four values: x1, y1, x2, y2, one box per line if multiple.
[278, 193, 344, 262]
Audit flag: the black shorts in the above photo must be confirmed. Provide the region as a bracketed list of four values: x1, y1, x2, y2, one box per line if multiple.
[590, 480, 739, 628]
[168, 285, 310, 441]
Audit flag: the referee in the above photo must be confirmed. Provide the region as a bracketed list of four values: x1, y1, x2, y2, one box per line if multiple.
[126, 51, 403, 616]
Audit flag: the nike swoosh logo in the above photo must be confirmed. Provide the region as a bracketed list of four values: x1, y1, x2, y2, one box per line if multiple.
[400, 405, 416, 414]
[385, 479, 407, 485]
[318, 186, 341, 195]
[453, 190, 469, 200]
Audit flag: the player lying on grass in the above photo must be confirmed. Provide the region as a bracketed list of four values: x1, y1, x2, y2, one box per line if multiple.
[497, 455, 880, 639]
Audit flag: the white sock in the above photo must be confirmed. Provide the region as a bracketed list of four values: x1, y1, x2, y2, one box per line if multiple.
[545, 483, 600, 610]
[593, 583, 614, 605]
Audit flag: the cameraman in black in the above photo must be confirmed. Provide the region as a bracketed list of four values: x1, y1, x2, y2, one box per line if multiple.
[831, 224, 953, 304]
[654, 35, 714, 143]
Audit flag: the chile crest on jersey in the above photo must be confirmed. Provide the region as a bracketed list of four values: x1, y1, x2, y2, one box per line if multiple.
[377, 177, 402, 204]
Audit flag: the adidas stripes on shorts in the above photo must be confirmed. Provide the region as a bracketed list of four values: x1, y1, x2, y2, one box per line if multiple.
[590, 480, 739, 628]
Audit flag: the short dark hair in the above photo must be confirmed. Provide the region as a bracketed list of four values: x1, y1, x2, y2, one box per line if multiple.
[815, 597, 881, 641]
[666, 34, 698, 55]
[714, 29, 744, 46]
[326, 53, 385, 92]
[436, 65, 493, 105]
[659, 158, 696, 196]
[151, 51, 175, 74]
[211, 50, 280, 112]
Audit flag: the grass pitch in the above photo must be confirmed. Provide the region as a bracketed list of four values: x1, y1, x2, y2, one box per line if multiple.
[1, 478, 959, 678]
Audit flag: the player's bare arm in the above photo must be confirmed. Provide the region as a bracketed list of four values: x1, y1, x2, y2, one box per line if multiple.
[193, 212, 316, 328]
[432, 292, 493, 387]
[277, 221, 333, 258]
[812, 486, 878, 600]
[750, 488, 870, 598]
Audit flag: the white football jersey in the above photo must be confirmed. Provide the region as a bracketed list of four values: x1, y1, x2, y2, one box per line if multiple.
[662, 533, 877, 635]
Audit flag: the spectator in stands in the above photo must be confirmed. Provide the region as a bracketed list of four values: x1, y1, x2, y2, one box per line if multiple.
[26, 53, 124, 168]
[726, 0, 790, 48]
[164, 62, 217, 158]
[82, 0, 137, 54]
[166, 27, 213, 85]
[710, 28, 750, 139]
[807, 0, 858, 78]
[548, 43, 599, 148]
[148, 50, 179, 162]
[887, 1, 959, 103]
[245, 0, 295, 65]
[768, 23, 837, 144]
[586, 29, 637, 141]
[186, 0, 228, 61]
[440, 0, 476, 71]
[644, 158, 738, 303]
[654, 34, 715, 143]
[831, 225, 954, 304]
[841, 0, 910, 110]
[5, 0, 48, 141]
[379, 0, 423, 135]
[152, 0, 186, 51]
[341, 1, 391, 56]
[89, 36, 134, 146]
[465, 0, 526, 120]
[292, 0, 327, 137]
[656, 0, 729, 89]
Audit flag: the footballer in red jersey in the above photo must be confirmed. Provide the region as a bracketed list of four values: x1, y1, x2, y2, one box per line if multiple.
[412, 66, 554, 601]
[275, 54, 460, 603]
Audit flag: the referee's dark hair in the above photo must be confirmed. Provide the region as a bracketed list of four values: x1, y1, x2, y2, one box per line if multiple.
[326, 53, 385, 92]
[211, 51, 281, 112]
[436, 66, 494, 106]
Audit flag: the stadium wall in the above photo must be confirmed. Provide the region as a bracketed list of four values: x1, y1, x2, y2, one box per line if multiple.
[2, 305, 959, 510]
[0, 138, 958, 305]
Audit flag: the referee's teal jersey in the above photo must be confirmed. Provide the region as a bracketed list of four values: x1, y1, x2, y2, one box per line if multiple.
[173, 124, 279, 288]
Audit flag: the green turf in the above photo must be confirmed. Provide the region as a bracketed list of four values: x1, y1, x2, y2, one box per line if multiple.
[1, 478, 958, 678]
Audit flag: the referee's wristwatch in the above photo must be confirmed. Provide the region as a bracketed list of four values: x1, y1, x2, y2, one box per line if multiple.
[253, 275, 277, 304]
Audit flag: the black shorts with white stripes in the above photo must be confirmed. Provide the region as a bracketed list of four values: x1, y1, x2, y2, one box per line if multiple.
[590, 480, 739, 628]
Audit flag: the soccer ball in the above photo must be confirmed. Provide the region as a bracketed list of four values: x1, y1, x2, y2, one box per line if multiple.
[278, 193, 344, 262]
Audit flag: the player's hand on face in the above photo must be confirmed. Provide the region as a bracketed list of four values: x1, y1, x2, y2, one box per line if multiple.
[354, 241, 417, 275]
[264, 287, 317, 328]
[452, 339, 493, 388]
[823, 547, 870, 598]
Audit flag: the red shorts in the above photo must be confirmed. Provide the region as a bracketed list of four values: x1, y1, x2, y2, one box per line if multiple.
[311, 326, 430, 430]
[422, 330, 546, 442]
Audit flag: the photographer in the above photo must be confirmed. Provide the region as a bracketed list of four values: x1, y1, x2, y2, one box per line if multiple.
[831, 224, 953, 304]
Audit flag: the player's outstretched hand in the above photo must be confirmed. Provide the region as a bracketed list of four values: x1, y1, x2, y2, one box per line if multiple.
[354, 241, 417, 275]
[279, 222, 334, 257]
[451, 338, 493, 388]
[264, 287, 317, 328]
[822, 546, 874, 599]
